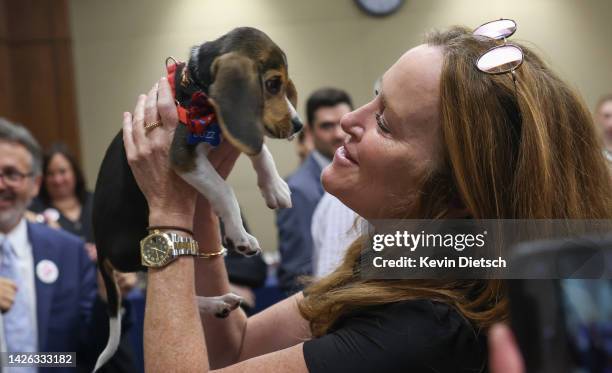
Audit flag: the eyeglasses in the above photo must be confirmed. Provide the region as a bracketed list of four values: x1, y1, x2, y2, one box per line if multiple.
[0, 168, 33, 186]
[473, 19, 524, 88]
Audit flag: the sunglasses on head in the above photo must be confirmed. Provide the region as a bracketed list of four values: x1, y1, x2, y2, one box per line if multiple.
[473, 19, 523, 90]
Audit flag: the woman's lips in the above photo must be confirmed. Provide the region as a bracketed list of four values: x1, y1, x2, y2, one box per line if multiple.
[334, 146, 358, 166]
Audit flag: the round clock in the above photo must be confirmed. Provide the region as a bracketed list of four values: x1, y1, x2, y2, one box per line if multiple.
[355, 0, 405, 17]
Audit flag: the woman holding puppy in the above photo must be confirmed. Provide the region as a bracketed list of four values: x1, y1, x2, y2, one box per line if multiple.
[124, 24, 612, 372]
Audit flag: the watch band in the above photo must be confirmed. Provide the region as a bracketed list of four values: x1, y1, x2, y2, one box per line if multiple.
[167, 232, 199, 256]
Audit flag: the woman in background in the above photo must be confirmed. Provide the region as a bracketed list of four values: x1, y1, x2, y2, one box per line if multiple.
[30, 143, 94, 243]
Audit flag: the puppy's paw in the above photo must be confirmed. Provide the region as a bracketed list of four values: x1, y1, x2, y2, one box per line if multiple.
[197, 294, 244, 318]
[225, 229, 261, 257]
[215, 293, 243, 317]
[261, 177, 292, 209]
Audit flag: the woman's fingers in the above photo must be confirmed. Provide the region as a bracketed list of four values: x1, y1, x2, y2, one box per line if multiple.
[123, 111, 136, 161]
[132, 94, 148, 150]
[144, 82, 160, 128]
[144, 82, 167, 148]
[158, 77, 179, 130]
[207, 141, 241, 179]
[209, 141, 238, 165]
[217, 147, 241, 179]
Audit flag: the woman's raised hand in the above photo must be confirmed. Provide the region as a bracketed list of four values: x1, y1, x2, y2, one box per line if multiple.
[123, 77, 197, 227]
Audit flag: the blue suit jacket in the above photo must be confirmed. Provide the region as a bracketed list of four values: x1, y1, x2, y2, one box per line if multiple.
[28, 222, 98, 371]
[276, 154, 325, 293]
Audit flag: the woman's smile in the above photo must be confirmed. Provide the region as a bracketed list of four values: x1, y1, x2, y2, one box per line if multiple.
[333, 145, 358, 167]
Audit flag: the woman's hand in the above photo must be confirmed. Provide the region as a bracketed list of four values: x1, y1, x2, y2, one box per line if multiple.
[123, 77, 197, 228]
[489, 324, 525, 373]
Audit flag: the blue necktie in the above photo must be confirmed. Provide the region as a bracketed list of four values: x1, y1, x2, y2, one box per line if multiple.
[0, 238, 37, 373]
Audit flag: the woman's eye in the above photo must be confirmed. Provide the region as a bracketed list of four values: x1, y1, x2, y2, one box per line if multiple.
[375, 113, 391, 134]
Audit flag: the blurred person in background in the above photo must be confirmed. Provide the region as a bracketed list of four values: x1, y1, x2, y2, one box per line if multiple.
[30, 143, 94, 243]
[310, 81, 382, 278]
[595, 94, 612, 162]
[276, 87, 353, 294]
[310, 193, 359, 278]
[0, 118, 101, 372]
[28, 142, 138, 373]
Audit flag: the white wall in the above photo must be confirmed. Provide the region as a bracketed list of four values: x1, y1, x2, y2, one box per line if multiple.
[69, 0, 612, 251]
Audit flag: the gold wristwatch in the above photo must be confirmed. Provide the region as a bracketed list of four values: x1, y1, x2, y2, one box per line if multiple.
[140, 229, 199, 268]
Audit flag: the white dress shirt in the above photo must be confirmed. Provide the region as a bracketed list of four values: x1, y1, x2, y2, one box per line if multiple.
[311, 193, 361, 277]
[0, 218, 39, 351]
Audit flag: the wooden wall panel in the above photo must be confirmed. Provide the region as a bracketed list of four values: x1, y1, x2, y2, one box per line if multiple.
[0, 0, 81, 161]
[10, 44, 59, 145]
[54, 41, 79, 153]
[0, 1, 15, 119]
[0, 43, 14, 119]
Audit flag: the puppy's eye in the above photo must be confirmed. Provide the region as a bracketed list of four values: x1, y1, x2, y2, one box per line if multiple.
[265, 77, 282, 95]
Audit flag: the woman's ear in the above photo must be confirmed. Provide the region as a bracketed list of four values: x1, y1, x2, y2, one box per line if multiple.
[209, 52, 264, 155]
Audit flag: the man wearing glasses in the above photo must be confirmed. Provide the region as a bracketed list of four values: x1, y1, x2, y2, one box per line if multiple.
[0, 118, 99, 372]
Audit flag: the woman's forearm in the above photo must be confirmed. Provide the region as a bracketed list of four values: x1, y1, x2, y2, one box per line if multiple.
[145, 256, 209, 373]
[193, 197, 249, 368]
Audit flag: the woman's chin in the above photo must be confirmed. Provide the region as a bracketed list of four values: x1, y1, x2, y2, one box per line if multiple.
[321, 166, 335, 193]
[321, 165, 349, 200]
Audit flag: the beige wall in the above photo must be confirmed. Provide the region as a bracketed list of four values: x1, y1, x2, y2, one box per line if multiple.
[69, 0, 612, 251]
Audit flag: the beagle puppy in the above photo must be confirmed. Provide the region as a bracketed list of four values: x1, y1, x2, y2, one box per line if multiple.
[91, 27, 301, 371]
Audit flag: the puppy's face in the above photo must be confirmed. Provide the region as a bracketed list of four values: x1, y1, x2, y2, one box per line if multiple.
[202, 28, 303, 155]
[261, 65, 299, 139]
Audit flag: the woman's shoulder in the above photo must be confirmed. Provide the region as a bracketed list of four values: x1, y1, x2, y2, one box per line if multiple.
[337, 298, 479, 339]
[304, 299, 487, 373]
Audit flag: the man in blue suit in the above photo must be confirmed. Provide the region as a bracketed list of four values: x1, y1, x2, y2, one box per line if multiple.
[0, 118, 100, 372]
[276, 88, 353, 294]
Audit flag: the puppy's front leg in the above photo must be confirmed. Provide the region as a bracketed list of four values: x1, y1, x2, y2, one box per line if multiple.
[249, 144, 292, 209]
[179, 143, 260, 256]
[197, 293, 243, 318]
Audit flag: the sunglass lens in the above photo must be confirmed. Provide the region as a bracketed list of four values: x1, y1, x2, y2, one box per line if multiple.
[476, 45, 523, 74]
[473, 19, 517, 40]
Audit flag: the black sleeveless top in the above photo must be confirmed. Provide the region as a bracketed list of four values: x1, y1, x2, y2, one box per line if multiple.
[303, 299, 487, 373]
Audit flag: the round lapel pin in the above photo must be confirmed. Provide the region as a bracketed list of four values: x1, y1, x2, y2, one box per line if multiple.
[36, 259, 59, 284]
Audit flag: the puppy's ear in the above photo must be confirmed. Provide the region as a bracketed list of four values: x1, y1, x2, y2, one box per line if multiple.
[209, 52, 264, 155]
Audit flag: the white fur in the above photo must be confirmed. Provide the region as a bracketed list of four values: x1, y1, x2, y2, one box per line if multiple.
[92, 313, 121, 372]
[179, 143, 260, 255]
[197, 293, 243, 316]
[249, 144, 292, 209]
[179, 143, 290, 255]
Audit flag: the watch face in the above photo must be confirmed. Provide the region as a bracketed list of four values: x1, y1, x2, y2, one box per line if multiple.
[141, 234, 171, 266]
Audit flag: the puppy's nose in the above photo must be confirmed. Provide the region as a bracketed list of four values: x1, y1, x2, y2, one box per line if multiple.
[291, 117, 303, 134]
[286, 97, 303, 138]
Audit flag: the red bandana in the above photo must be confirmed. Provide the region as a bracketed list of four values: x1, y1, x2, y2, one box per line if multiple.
[166, 59, 221, 145]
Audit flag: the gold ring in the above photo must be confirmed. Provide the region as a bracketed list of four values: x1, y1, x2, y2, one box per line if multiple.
[144, 120, 162, 131]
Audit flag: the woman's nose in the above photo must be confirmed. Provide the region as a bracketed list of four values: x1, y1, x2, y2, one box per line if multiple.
[340, 109, 365, 141]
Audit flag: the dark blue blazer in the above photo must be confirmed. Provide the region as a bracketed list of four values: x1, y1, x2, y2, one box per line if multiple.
[276, 154, 325, 293]
[28, 222, 98, 371]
